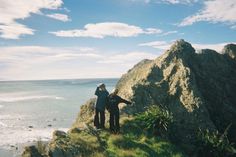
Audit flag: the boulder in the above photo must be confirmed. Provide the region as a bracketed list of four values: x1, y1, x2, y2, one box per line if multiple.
[21, 146, 43, 157]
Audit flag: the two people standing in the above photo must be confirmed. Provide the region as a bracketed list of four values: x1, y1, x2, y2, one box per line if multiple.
[94, 83, 131, 133]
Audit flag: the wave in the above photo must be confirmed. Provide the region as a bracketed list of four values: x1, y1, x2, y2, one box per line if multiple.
[0, 121, 7, 127]
[0, 92, 65, 103]
[0, 127, 69, 149]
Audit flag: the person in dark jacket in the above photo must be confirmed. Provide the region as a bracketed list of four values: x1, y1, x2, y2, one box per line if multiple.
[94, 83, 109, 129]
[107, 88, 131, 133]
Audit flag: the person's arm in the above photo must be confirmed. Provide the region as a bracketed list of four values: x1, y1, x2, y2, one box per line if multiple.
[105, 95, 110, 111]
[95, 87, 100, 96]
[119, 96, 132, 105]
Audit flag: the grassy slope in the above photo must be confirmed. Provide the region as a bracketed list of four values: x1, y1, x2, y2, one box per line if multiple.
[57, 117, 186, 157]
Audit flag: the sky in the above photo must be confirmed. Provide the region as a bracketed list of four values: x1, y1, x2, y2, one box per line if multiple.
[0, 0, 236, 80]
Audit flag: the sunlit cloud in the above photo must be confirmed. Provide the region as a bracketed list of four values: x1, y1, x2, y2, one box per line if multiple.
[0, 0, 64, 39]
[179, 0, 236, 28]
[130, 0, 198, 4]
[46, 13, 71, 22]
[50, 22, 162, 38]
[139, 41, 173, 50]
[0, 46, 157, 80]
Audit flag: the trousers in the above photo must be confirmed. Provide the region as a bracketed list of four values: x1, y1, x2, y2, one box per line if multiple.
[94, 108, 105, 128]
[109, 109, 120, 132]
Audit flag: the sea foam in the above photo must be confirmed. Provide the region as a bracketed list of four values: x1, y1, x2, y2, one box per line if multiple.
[0, 92, 64, 103]
[0, 127, 69, 149]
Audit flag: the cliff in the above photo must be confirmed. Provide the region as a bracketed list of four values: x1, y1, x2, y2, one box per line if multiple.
[22, 40, 236, 157]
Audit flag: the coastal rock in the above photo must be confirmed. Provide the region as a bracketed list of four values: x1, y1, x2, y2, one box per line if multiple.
[52, 130, 67, 139]
[116, 40, 236, 151]
[21, 146, 43, 157]
[48, 130, 80, 157]
[73, 98, 96, 127]
[76, 40, 236, 153]
[69, 127, 81, 134]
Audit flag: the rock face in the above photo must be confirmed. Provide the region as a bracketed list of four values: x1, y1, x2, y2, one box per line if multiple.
[21, 146, 43, 157]
[114, 40, 236, 150]
[74, 98, 96, 127]
[223, 43, 236, 59]
[48, 130, 80, 157]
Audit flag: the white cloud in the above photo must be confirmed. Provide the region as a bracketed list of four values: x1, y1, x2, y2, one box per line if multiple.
[0, 46, 157, 80]
[192, 43, 236, 52]
[0, 0, 64, 39]
[50, 22, 162, 38]
[179, 0, 236, 27]
[46, 13, 71, 22]
[98, 52, 156, 64]
[144, 28, 163, 34]
[139, 40, 236, 52]
[0, 46, 101, 63]
[131, 0, 198, 4]
[139, 41, 173, 50]
[160, 30, 178, 36]
[0, 23, 34, 39]
[160, 0, 198, 4]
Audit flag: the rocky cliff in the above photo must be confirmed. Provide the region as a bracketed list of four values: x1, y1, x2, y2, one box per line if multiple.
[22, 40, 236, 157]
[116, 40, 236, 148]
[76, 40, 236, 152]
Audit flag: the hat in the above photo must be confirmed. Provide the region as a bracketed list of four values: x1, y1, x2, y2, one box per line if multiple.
[112, 88, 119, 94]
[98, 83, 105, 87]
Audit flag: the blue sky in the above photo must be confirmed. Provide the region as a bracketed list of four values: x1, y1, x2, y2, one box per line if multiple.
[0, 0, 235, 80]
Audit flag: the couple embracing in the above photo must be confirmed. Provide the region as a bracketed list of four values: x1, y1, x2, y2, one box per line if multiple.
[94, 83, 131, 133]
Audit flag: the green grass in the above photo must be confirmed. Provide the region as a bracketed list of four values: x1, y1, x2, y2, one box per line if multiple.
[62, 117, 186, 157]
[105, 117, 185, 157]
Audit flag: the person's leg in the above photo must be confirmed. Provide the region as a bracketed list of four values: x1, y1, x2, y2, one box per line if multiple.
[109, 111, 115, 132]
[94, 109, 99, 129]
[114, 111, 120, 133]
[100, 110, 105, 128]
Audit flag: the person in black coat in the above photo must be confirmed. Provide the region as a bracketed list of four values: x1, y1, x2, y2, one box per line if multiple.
[94, 83, 109, 129]
[107, 88, 131, 133]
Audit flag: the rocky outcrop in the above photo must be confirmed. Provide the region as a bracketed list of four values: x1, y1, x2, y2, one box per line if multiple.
[48, 130, 80, 157]
[74, 98, 96, 126]
[114, 40, 236, 152]
[77, 41, 236, 152]
[21, 146, 43, 157]
[223, 43, 236, 59]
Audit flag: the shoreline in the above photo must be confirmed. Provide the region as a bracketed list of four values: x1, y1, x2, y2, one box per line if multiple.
[0, 139, 51, 157]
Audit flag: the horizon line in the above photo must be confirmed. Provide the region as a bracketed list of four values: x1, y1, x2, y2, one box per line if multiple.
[0, 77, 119, 82]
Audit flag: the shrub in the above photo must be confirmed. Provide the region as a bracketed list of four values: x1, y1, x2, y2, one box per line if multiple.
[135, 105, 173, 136]
[196, 124, 236, 157]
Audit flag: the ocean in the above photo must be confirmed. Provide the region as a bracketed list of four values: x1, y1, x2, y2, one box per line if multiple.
[0, 78, 118, 157]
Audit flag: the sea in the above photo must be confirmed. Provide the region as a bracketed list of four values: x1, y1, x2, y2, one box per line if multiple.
[0, 78, 118, 157]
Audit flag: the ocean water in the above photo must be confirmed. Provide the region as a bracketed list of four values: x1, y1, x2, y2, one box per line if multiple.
[0, 78, 118, 157]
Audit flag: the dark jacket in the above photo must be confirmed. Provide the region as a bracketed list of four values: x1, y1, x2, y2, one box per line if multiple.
[95, 87, 109, 111]
[107, 94, 131, 112]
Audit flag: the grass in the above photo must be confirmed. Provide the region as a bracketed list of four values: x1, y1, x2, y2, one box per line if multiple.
[61, 116, 186, 157]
